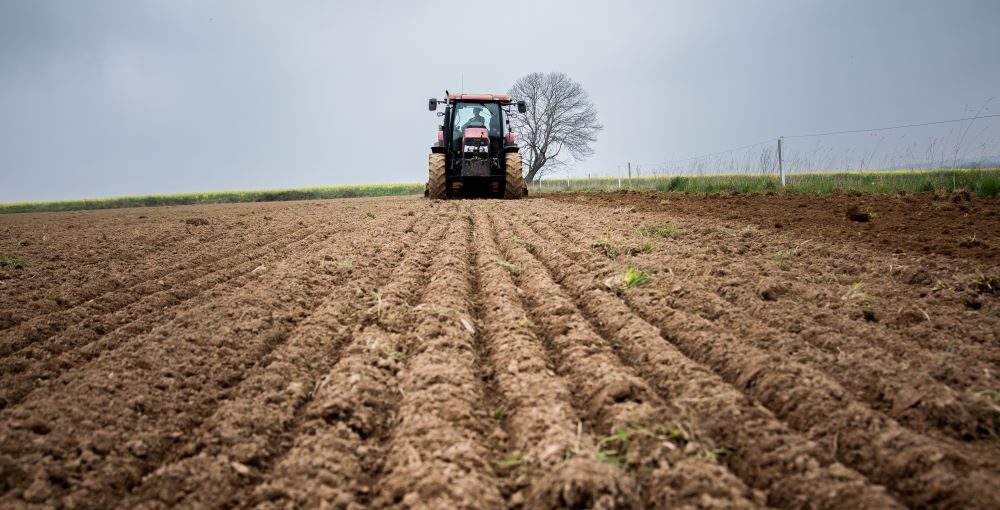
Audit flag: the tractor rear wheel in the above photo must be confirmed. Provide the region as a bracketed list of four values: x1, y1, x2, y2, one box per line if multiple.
[504, 152, 525, 200]
[426, 153, 446, 199]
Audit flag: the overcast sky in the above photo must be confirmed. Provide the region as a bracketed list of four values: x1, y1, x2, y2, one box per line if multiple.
[2, 0, 999, 202]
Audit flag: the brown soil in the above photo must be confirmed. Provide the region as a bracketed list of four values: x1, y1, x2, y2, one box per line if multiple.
[1, 193, 997, 509]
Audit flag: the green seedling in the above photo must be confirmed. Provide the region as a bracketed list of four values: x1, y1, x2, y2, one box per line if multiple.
[626, 241, 656, 255]
[0, 255, 29, 270]
[497, 260, 524, 276]
[596, 449, 624, 465]
[704, 447, 730, 463]
[563, 446, 581, 462]
[841, 281, 870, 304]
[624, 266, 651, 288]
[495, 453, 524, 469]
[638, 223, 680, 239]
[960, 232, 985, 248]
[372, 290, 384, 323]
[773, 248, 798, 262]
[383, 349, 407, 362]
[493, 405, 506, 420]
[510, 235, 537, 254]
[515, 314, 534, 329]
[598, 428, 630, 449]
[592, 239, 619, 260]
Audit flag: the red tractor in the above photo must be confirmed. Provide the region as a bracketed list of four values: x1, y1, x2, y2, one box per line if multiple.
[425, 92, 528, 199]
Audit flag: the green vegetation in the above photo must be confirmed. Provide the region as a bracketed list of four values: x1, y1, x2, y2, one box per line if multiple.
[772, 248, 799, 270]
[495, 453, 524, 469]
[635, 241, 656, 254]
[841, 281, 878, 307]
[509, 235, 537, 254]
[534, 168, 1000, 196]
[638, 223, 680, 239]
[623, 266, 651, 289]
[592, 239, 620, 260]
[497, 260, 524, 276]
[0, 255, 29, 270]
[0, 183, 424, 214]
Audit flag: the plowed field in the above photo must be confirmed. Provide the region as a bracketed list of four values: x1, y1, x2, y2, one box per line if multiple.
[1, 192, 998, 509]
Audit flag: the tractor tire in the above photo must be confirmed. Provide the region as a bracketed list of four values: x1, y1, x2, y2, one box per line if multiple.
[504, 152, 525, 200]
[426, 153, 446, 199]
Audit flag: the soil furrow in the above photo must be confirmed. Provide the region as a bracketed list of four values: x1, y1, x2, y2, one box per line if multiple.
[503, 205, 906, 509]
[0, 209, 217, 330]
[471, 208, 649, 509]
[0, 214, 372, 508]
[0, 204, 309, 332]
[0, 224, 328, 409]
[2, 193, 996, 509]
[0, 220, 314, 359]
[360, 209, 505, 509]
[114, 213, 430, 509]
[248, 212, 451, 509]
[512, 202, 997, 509]
[556, 196, 1000, 397]
[548, 208, 1000, 444]
[494, 210, 766, 510]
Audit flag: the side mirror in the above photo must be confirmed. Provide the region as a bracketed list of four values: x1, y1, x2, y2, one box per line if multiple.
[428, 98, 438, 111]
[517, 100, 527, 114]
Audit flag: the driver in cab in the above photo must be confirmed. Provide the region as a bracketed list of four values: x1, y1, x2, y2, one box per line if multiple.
[465, 107, 487, 129]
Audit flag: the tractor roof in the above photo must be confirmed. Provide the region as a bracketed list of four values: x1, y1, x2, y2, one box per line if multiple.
[448, 93, 513, 102]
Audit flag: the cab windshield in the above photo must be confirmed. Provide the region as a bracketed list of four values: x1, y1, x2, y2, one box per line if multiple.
[452, 102, 502, 146]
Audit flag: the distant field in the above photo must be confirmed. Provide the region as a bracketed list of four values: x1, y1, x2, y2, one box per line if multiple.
[535, 167, 1000, 197]
[0, 183, 424, 214]
[4, 168, 998, 214]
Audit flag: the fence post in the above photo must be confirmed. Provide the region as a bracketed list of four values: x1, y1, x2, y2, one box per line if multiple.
[777, 137, 785, 187]
[628, 162, 632, 188]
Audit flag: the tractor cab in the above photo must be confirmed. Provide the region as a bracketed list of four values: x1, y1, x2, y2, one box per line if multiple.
[426, 93, 527, 199]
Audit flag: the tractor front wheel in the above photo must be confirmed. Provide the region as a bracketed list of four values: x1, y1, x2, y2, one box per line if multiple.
[426, 153, 446, 199]
[504, 152, 525, 200]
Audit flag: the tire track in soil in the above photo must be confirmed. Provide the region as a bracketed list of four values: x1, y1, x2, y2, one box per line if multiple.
[0, 223, 326, 409]
[0, 212, 384, 509]
[471, 209, 646, 509]
[490, 209, 765, 510]
[552, 211, 1000, 445]
[114, 213, 432, 509]
[0, 218, 314, 359]
[512, 202, 998, 509]
[505, 206, 899, 508]
[247, 212, 451, 509]
[363, 209, 505, 509]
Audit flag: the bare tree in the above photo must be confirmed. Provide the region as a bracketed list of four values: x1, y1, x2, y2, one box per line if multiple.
[509, 72, 602, 183]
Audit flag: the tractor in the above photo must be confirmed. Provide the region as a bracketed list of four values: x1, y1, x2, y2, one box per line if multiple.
[425, 92, 528, 199]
